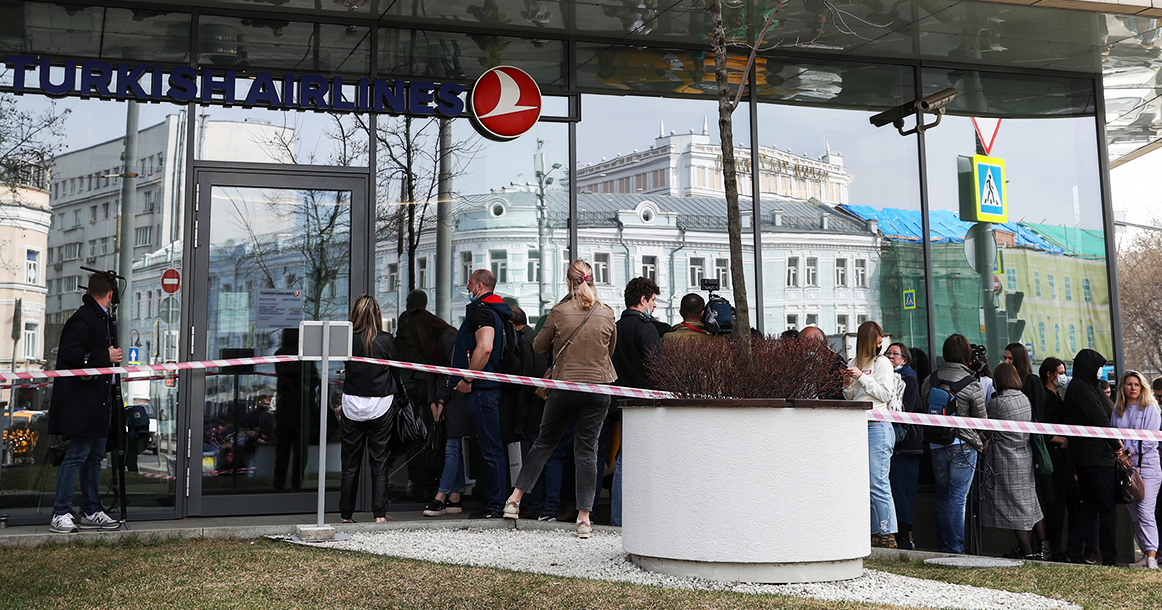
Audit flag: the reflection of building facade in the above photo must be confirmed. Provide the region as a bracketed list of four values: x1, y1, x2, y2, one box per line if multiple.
[377, 189, 880, 333]
[576, 127, 850, 205]
[0, 163, 52, 410]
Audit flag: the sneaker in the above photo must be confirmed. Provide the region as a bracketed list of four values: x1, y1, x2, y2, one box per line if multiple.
[871, 534, 898, 549]
[1149, 557, 1159, 570]
[536, 514, 557, 522]
[78, 511, 120, 530]
[49, 513, 78, 534]
[468, 509, 501, 519]
[576, 521, 592, 539]
[1130, 556, 1150, 568]
[422, 500, 447, 517]
[503, 501, 520, 520]
[444, 497, 463, 515]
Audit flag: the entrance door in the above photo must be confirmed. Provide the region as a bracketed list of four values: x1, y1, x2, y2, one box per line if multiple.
[185, 162, 369, 516]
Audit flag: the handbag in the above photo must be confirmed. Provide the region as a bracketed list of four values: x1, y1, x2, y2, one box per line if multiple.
[388, 371, 427, 454]
[535, 305, 597, 401]
[1132, 441, 1146, 502]
[1030, 434, 1054, 477]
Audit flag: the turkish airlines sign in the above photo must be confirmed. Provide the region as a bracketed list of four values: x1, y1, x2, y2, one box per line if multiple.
[3, 56, 542, 140]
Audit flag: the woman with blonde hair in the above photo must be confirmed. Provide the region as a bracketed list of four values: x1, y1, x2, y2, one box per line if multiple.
[339, 294, 396, 523]
[844, 320, 899, 548]
[503, 260, 618, 538]
[1112, 370, 1161, 568]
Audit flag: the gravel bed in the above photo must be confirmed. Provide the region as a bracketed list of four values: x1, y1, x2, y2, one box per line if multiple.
[315, 526, 1079, 610]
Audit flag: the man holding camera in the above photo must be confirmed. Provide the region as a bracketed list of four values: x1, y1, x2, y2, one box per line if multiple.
[47, 273, 123, 533]
[662, 293, 712, 344]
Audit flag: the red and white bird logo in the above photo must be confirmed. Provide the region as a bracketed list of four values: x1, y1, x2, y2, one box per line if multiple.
[469, 66, 541, 141]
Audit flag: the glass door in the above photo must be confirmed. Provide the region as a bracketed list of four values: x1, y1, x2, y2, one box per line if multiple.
[186, 163, 369, 516]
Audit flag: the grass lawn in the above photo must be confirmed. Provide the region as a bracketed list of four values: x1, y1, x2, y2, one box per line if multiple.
[0, 536, 1149, 610]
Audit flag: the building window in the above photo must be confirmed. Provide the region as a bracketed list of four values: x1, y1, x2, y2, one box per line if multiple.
[460, 251, 473, 284]
[90, 205, 97, 222]
[102, 202, 109, 219]
[1087, 325, 1095, 350]
[387, 263, 399, 292]
[1034, 271, 1042, 297]
[857, 314, 869, 326]
[1054, 323, 1061, 355]
[143, 191, 154, 213]
[88, 239, 96, 258]
[593, 252, 610, 285]
[689, 257, 705, 287]
[61, 276, 79, 293]
[837, 314, 849, 335]
[835, 258, 847, 287]
[62, 243, 81, 261]
[715, 258, 729, 289]
[805, 257, 818, 287]
[22, 323, 37, 360]
[641, 256, 657, 282]
[134, 293, 142, 319]
[1082, 278, 1092, 303]
[73, 210, 80, 226]
[854, 259, 867, 288]
[418, 257, 429, 288]
[148, 290, 154, 318]
[99, 237, 109, 256]
[1006, 268, 1017, 292]
[1048, 274, 1056, 299]
[24, 250, 38, 285]
[786, 314, 798, 331]
[1064, 277, 1073, 301]
[786, 257, 799, 287]
[1069, 324, 1077, 352]
[1038, 321, 1046, 353]
[527, 250, 541, 282]
[134, 226, 152, 247]
[488, 250, 506, 284]
[806, 313, 818, 327]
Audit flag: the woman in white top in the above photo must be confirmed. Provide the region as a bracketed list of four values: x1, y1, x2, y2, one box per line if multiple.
[844, 320, 899, 549]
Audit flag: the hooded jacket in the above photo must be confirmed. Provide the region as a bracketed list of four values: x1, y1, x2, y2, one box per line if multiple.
[1063, 349, 1118, 468]
[48, 294, 117, 438]
[450, 292, 512, 390]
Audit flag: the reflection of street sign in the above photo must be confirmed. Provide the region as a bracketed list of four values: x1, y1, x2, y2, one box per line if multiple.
[994, 250, 1004, 275]
[972, 155, 1007, 223]
[159, 297, 180, 325]
[902, 290, 917, 310]
[993, 275, 1002, 292]
[161, 269, 180, 294]
[964, 224, 997, 273]
[128, 347, 140, 366]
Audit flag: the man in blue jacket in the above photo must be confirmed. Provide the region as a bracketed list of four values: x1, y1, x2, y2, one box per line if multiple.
[450, 269, 512, 518]
[47, 273, 123, 533]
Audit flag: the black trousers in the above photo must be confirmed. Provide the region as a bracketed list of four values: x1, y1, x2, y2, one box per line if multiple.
[1066, 465, 1118, 566]
[339, 409, 392, 519]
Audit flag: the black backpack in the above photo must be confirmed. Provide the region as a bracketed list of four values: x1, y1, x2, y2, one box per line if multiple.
[923, 372, 975, 446]
[481, 304, 524, 389]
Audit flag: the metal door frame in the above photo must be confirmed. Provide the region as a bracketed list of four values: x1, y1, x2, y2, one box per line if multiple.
[181, 161, 370, 517]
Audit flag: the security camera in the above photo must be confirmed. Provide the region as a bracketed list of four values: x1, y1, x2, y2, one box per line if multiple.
[869, 88, 957, 136]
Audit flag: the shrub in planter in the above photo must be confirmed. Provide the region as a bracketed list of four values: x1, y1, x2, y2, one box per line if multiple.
[646, 335, 845, 400]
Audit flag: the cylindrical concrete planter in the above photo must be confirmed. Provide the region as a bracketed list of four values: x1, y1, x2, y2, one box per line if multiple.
[621, 398, 872, 584]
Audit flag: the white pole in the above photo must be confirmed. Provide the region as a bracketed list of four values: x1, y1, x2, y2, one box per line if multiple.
[317, 321, 330, 528]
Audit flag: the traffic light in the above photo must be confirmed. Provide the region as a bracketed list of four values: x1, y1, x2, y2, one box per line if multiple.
[1005, 291, 1025, 343]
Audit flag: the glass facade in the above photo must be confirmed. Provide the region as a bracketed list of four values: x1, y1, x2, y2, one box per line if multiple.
[0, 0, 1124, 522]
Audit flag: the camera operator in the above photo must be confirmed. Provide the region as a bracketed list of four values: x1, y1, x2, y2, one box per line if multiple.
[47, 272, 123, 533]
[662, 293, 712, 344]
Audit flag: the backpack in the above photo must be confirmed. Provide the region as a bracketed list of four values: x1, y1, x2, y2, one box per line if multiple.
[923, 372, 975, 446]
[480, 304, 524, 390]
[702, 295, 733, 335]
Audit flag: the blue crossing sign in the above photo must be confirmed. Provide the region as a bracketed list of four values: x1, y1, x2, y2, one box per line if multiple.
[972, 155, 1007, 223]
[902, 289, 917, 310]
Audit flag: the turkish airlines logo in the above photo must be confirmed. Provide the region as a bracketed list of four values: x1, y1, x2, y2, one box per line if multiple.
[469, 66, 541, 142]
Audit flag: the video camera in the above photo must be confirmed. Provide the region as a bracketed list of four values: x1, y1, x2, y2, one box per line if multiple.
[699, 278, 734, 335]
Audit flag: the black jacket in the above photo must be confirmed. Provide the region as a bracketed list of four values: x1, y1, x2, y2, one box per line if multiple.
[428, 328, 473, 438]
[893, 364, 926, 455]
[48, 294, 117, 438]
[514, 325, 548, 436]
[1063, 349, 1118, 469]
[612, 309, 660, 390]
[343, 331, 397, 397]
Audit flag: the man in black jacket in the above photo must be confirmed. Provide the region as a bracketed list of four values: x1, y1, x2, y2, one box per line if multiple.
[1063, 349, 1119, 566]
[609, 276, 661, 526]
[47, 273, 123, 534]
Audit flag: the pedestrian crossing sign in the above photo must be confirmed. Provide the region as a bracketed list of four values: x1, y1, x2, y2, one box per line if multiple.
[971, 155, 1007, 223]
[902, 289, 916, 310]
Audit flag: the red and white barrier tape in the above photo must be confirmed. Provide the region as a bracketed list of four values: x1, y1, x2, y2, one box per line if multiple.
[0, 355, 299, 380]
[869, 409, 1162, 442]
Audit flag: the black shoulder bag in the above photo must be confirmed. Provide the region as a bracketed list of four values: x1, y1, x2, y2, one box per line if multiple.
[388, 369, 427, 456]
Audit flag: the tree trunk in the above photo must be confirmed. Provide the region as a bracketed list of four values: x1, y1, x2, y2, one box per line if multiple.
[711, 0, 751, 338]
[405, 117, 416, 293]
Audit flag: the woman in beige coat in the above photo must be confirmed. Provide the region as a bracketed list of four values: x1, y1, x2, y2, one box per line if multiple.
[503, 260, 617, 538]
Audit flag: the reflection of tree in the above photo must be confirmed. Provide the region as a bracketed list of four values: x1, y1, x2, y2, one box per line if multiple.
[1119, 228, 1162, 378]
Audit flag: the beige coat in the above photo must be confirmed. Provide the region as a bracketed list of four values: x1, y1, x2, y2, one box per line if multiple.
[535, 297, 618, 385]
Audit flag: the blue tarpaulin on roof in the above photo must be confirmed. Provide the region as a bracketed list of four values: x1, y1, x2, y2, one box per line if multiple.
[838, 205, 1063, 254]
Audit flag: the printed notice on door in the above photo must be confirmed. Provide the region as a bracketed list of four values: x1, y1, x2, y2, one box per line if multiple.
[257, 289, 304, 329]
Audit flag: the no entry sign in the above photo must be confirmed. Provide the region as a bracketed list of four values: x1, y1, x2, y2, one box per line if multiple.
[162, 269, 180, 294]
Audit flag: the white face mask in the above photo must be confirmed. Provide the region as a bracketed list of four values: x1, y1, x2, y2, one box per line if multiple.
[893, 364, 903, 372]
[1057, 374, 1068, 388]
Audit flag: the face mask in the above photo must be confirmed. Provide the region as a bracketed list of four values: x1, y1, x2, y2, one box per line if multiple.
[1057, 374, 1068, 388]
[1097, 369, 1104, 380]
[893, 364, 903, 372]
[875, 344, 883, 356]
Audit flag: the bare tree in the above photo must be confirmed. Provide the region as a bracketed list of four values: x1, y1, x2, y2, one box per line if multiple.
[1118, 227, 1162, 379]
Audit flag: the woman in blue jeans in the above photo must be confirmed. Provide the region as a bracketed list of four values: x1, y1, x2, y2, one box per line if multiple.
[921, 334, 987, 554]
[844, 321, 900, 549]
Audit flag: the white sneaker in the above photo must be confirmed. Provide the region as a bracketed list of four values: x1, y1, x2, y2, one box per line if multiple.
[1149, 557, 1159, 570]
[78, 511, 120, 530]
[1130, 556, 1150, 568]
[49, 513, 78, 534]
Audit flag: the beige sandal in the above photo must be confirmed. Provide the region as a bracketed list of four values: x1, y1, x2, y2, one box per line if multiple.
[503, 500, 520, 520]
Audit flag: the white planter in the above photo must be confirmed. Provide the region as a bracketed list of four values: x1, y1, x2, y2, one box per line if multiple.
[621, 399, 871, 584]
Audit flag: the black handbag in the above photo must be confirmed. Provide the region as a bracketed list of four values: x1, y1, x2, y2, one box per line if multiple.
[388, 371, 427, 454]
[1116, 460, 1135, 504]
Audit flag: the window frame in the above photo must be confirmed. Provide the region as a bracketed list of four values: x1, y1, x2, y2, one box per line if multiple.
[786, 256, 799, 288]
